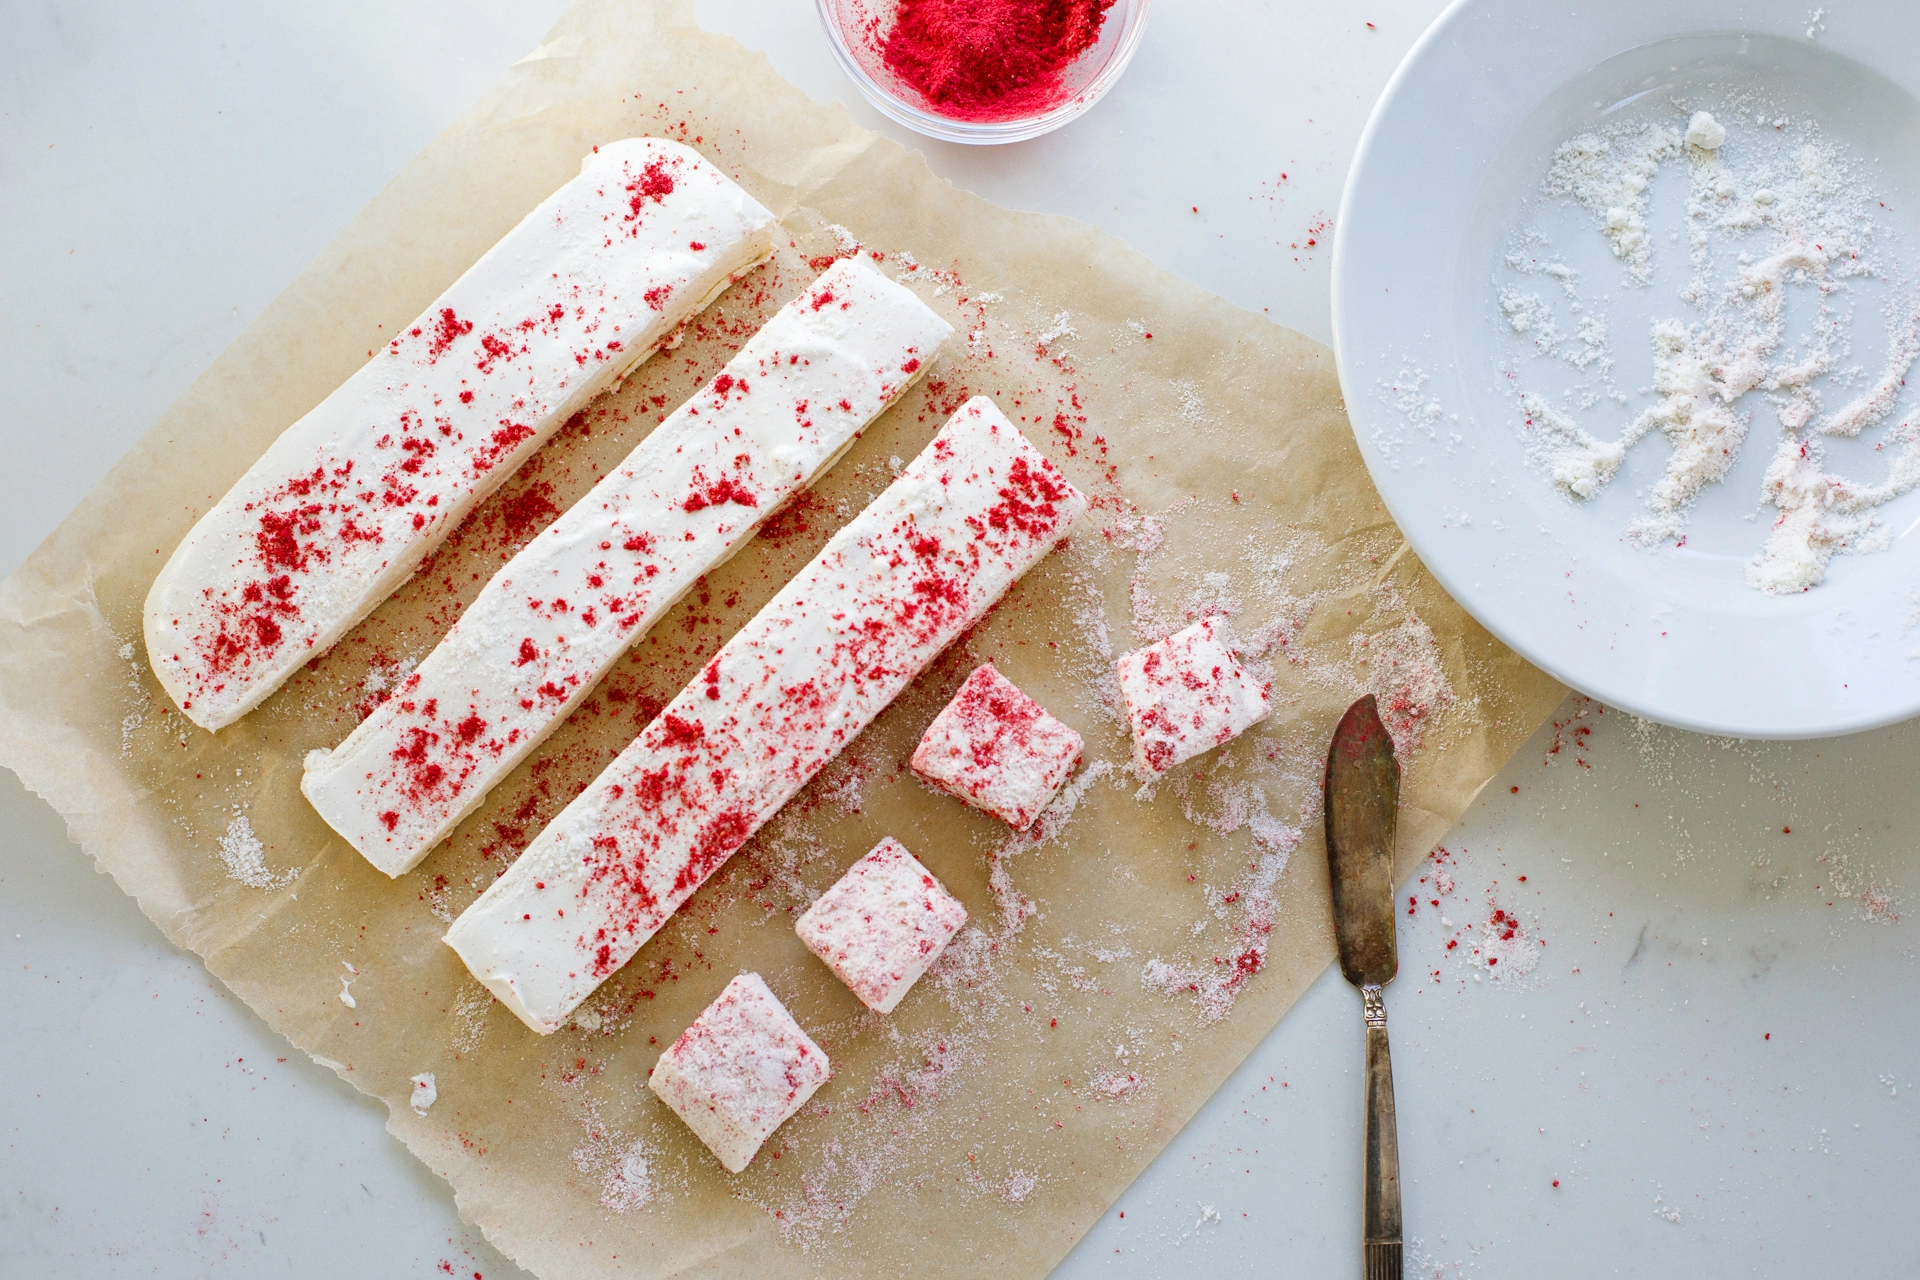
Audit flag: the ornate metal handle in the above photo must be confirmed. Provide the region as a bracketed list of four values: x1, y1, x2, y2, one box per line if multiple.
[1362, 984, 1402, 1280]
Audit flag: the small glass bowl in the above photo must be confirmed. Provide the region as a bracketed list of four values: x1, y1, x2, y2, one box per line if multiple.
[815, 0, 1152, 146]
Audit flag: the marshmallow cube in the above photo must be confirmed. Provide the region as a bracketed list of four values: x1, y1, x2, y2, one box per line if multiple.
[911, 662, 1084, 829]
[648, 972, 829, 1172]
[795, 839, 967, 1013]
[1115, 618, 1270, 777]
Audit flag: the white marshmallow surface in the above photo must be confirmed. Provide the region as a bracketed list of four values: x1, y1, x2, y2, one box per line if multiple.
[647, 972, 829, 1173]
[796, 838, 967, 1013]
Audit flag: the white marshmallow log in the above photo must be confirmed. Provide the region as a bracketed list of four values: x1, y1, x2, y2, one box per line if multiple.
[145, 139, 775, 729]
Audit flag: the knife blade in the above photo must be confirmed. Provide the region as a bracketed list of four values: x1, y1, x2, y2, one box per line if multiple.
[1324, 693, 1403, 1280]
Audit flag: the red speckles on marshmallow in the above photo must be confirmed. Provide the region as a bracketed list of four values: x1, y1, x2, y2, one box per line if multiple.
[301, 257, 950, 876]
[910, 662, 1082, 829]
[1115, 618, 1270, 777]
[144, 138, 776, 730]
[647, 972, 829, 1173]
[795, 838, 967, 1013]
[443, 398, 1087, 1034]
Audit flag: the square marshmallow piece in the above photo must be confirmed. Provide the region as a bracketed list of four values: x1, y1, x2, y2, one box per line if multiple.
[648, 972, 830, 1173]
[1116, 618, 1271, 776]
[911, 662, 1084, 830]
[795, 839, 968, 1013]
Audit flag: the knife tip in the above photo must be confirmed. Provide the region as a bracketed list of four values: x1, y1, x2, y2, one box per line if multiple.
[1334, 694, 1394, 760]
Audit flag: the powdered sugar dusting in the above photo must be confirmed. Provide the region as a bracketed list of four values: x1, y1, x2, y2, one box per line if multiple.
[1106, 501, 1191, 644]
[1545, 122, 1681, 284]
[1372, 362, 1461, 470]
[1817, 849, 1903, 924]
[1468, 895, 1545, 979]
[988, 760, 1119, 934]
[1140, 818, 1302, 1024]
[1502, 102, 1920, 592]
[925, 924, 1003, 1004]
[754, 1029, 989, 1244]
[601, 1143, 658, 1212]
[1352, 610, 1457, 756]
[1091, 1068, 1146, 1098]
[216, 813, 297, 890]
[1407, 845, 1546, 983]
[572, 1096, 670, 1215]
[450, 986, 493, 1054]
[114, 636, 145, 754]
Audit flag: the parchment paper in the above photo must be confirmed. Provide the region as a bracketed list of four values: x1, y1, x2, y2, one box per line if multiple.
[0, 2, 1565, 1275]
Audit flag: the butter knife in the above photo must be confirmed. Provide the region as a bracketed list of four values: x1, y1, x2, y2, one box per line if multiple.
[1324, 694, 1403, 1280]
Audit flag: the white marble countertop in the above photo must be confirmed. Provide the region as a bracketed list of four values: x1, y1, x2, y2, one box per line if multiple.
[4, 2, 1916, 1275]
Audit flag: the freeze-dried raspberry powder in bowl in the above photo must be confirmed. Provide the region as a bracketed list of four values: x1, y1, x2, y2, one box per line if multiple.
[880, 0, 1118, 122]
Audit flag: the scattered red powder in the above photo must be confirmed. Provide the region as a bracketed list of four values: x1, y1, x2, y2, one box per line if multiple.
[625, 159, 676, 220]
[758, 487, 830, 547]
[682, 469, 759, 513]
[879, 0, 1117, 123]
[427, 307, 472, 359]
[496, 481, 561, 543]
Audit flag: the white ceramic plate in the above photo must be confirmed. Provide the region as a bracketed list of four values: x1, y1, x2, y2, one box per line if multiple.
[1333, 0, 1920, 737]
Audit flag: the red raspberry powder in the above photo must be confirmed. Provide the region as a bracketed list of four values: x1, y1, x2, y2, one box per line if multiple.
[879, 0, 1117, 123]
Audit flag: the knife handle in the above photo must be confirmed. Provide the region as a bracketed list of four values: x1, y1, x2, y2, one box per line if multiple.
[1362, 984, 1402, 1280]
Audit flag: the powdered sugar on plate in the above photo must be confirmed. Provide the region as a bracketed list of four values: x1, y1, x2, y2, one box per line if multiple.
[1371, 362, 1463, 469]
[1498, 102, 1920, 592]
